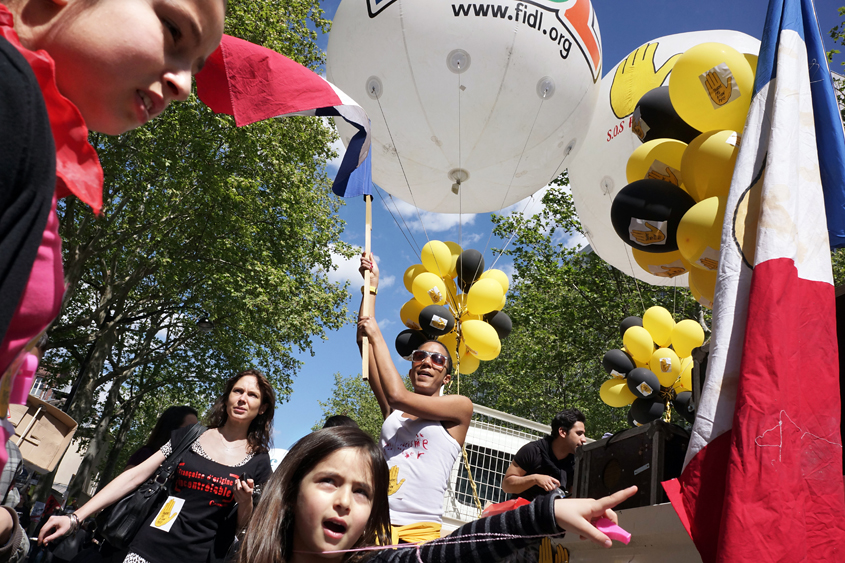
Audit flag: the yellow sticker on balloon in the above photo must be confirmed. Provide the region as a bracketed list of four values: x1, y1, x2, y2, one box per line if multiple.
[659, 357, 672, 373]
[427, 287, 442, 303]
[631, 106, 650, 141]
[429, 315, 447, 330]
[647, 260, 687, 278]
[637, 382, 654, 397]
[646, 160, 682, 187]
[698, 246, 720, 271]
[151, 496, 184, 532]
[628, 219, 667, 246]
[699, 63, 742, 109]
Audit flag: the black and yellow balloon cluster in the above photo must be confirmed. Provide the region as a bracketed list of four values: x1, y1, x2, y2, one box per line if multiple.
[611, 43, 757, 309]
[395, 241, 511, 375]
[599, 306, 706, 426]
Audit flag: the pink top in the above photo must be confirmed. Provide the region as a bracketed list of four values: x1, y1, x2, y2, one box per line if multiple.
[0, 194, 64, 394]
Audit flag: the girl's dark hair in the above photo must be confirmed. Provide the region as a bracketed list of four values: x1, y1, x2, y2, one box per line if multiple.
[205, 369, 275, 454]
[236, 427, 391, 563]
[145, 405, 199, 451]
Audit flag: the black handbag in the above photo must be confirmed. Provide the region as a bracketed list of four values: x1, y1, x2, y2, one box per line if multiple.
[95, 423, 206, 549]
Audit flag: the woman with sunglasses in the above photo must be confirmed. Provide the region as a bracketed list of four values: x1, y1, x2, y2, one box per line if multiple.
[357, 252, 473, 544]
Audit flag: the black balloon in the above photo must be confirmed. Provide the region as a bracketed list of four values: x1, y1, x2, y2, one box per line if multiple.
[456, 249, 485, 292]
[672, 391, 696, 424]
[395, 329, 428, 360]
[633, 86, 701, 144]
[602, 349, 635, 376]
[619, 316, 643, 339]
[626, 367, 661, 400]
[630, 398, 665, 425]
[610, 179, 696, 253]
[484, 310, 512, 339]
[419, 304, 455, 337]
[627, 409, 639, 427]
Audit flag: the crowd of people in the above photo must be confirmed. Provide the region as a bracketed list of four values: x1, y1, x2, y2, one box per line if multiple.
[0, 0, 635, 561]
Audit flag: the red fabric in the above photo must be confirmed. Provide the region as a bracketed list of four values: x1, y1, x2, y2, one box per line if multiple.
[480, 497, 531, 518]
[0, 6, 103, 214]
[195, 34, 342, 127]
[666, 259, 845, 563]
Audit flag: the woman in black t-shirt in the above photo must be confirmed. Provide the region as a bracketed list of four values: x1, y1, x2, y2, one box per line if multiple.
[39, 370, 276, 563]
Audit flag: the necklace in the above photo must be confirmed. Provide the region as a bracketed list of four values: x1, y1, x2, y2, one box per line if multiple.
[217, 430, 246, 453]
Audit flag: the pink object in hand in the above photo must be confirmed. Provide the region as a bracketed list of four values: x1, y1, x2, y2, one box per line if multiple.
[594, 517, 631, 545]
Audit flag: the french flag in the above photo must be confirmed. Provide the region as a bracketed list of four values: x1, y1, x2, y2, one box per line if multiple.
[195, 34, 372, 198]
[663, 0, 845, 561]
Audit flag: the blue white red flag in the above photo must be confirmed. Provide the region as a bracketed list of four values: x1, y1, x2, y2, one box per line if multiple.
[195, 34, 372, 198]
[663, 0, 845, 561]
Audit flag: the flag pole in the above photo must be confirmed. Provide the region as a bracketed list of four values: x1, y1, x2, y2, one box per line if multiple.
[361, 194, 373, 381]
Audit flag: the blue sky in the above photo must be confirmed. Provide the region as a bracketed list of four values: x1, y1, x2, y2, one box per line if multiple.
[271, 0, 845, 450]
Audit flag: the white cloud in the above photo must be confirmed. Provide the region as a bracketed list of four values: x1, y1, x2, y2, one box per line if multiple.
[380, 197, 477, 234]
[325, 247, 394, 289]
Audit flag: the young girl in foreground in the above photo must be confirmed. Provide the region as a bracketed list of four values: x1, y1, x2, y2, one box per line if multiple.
[237, 427, 637, 563]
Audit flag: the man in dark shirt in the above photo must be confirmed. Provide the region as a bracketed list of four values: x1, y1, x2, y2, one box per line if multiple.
[502, 409, 587, 500]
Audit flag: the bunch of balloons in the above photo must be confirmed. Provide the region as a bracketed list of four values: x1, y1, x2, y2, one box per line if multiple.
[394, 240, 512, 375]
[610, 42, 757, 309]
[598, 306, 706, 426]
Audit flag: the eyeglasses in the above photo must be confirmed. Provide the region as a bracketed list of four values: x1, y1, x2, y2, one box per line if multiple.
[411, 349, 449, 368]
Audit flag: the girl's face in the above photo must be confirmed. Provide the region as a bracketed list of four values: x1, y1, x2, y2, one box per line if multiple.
[38, 0, 225, 135]
[292, 448, 374, 562]
[226, 375, 266, 425]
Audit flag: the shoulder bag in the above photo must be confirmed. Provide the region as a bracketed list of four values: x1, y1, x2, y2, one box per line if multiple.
[95, 423, 206, 549]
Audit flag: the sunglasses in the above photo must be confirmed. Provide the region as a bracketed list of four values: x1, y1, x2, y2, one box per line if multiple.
[411, 349, 449, 368]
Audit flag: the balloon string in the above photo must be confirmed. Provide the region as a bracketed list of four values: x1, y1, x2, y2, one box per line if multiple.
[373, 94, 434, 250]
[480, 94, 548, 262]
[295, 531, 567, 560]
[375, 186, 422, 256]
[458, 64, 463, 251]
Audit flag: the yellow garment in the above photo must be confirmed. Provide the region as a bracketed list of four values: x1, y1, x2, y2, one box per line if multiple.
[390, 521, 442, 545]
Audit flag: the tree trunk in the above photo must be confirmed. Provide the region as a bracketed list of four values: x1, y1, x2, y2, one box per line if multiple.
[66, 374, 125, 500]
[95, 398, 139, 494]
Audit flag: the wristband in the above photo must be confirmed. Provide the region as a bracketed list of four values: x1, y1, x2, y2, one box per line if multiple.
[360, 285, 378, 295]
[68, 513, 80, 535]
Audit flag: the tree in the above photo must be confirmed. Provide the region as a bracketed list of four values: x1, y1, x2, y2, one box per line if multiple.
[315, 373, 386, 440]
[40, 0, 355, 498]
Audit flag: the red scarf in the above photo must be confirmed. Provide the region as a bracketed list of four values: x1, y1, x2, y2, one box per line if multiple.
[0, 6, 103, 214]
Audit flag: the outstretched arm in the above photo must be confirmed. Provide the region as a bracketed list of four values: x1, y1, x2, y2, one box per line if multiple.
[358, 316, 473, 443]
[502, 461, 559, 495]
[357, 252, 391, 419]
[39, 451, 167, 544]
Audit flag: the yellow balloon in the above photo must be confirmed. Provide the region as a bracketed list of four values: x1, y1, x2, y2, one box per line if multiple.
[462, 320, 501, 361]
[399, 299, 425, 331]
[480, 269, 510, 294]
[453, 293, 468, 315]
[421, 240, 452, 277]
[439, 331, 467, 359]
[672, 319, 706, 357]
[689, 267, 717, 309]
[643, 306, 674, 348]
[444, 241, 463, 279]
[466, 278, 505, 315]
[458, 350, 480, 375]
[681, 130, 739, 201]
[403, 264, 428, 293]
[411, 272, 447, 305]
[600, 379, 637, 408]
[498, 293, 507, 311]
[744, 53, 758, 80]
[679, 356, 693, 391]
[459, 310, 483, 323]
[623, 326, 654, 364]
[650, 348, 681, 387]
[668, 42, 754, 133]
[677, 197, 724, 271]
[626, 138, 688, 190]
[632, 249, 690, 279]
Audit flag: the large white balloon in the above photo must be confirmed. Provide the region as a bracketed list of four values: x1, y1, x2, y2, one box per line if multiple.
[327, 0, 603, 213]
[567, 30, 759, 286]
